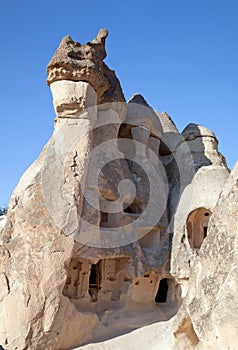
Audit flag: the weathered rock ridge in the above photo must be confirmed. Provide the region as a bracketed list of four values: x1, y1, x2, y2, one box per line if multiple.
[0, 29, 236, 350]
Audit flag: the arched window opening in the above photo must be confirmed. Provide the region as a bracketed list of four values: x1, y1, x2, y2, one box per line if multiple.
[186, 208, 212, 250]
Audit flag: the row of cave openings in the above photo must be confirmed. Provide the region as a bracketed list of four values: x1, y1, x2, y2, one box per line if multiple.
[63, 257, 172, 304]
[186, 207, 212, 250]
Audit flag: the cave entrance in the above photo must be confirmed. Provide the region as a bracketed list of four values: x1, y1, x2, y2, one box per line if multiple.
[89, 262, 101, 302]
[187, 208, 212, 249]
[155, 278, 168, 303]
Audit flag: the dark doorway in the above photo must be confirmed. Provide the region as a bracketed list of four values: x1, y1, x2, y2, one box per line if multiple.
[89, 262, 101, 301]
[155, 278, 168, 303]
[89, 264, 98, 286]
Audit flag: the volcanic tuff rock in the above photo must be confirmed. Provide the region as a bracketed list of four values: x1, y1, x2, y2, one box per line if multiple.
[0, 30, 171, 350]
[0, 29, 236, 350]
[173, 162, 238, 349]
[47, 29, 125, 104]
[170, 122, 229, 287]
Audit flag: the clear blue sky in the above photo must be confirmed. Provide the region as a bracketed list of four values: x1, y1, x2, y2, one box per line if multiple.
[0, 0, 237, 207]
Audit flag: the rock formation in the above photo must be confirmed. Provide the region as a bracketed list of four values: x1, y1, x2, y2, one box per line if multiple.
[173, 162, 238, 350]
[47, 28, 125, 105]
[0, 29, 236, 350]
[170, 123, 229, 294]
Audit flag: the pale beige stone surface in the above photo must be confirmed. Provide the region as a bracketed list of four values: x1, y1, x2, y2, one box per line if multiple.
[50, 80, 97, 118]
[173, 162, 238, 350]
[75, 316, 175, 350]
[0, 29, 237, 350]
[0, 101, 174, 349]
[170, 123, 229, 281]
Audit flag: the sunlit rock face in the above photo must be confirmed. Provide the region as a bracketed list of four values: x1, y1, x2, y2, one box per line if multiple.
[0, 30, 172, 350]
[0, 29, 235, 350]
[170, 123, 229, 283]
[173, 162, 238, 350]
[50, 80, 97, 119]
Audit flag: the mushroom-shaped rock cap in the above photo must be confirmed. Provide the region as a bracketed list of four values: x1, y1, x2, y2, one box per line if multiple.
[126, 94, 163, 138]
[47, 29, 125, 104]
[182, 123, 217, 142]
